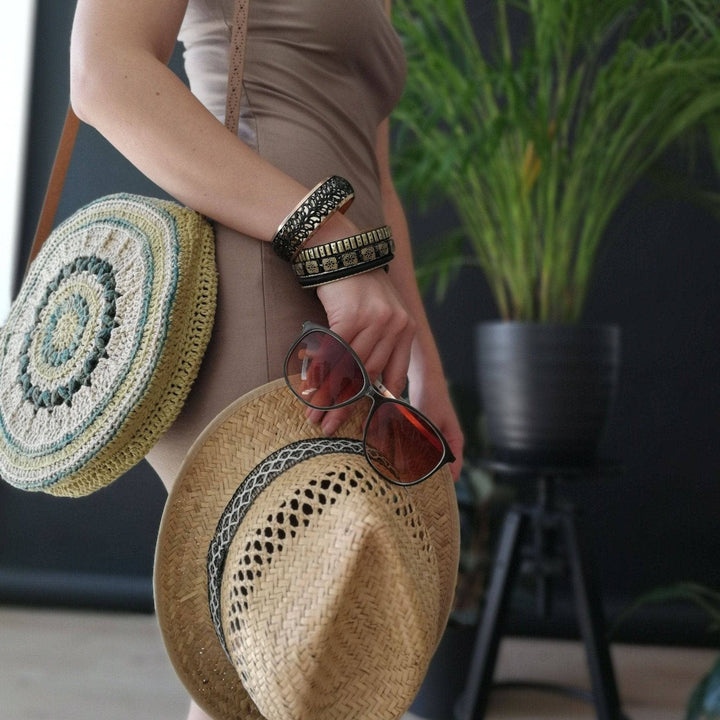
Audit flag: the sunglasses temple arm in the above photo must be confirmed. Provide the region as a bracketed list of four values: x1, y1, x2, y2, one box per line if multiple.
[374, 380, 395, 400]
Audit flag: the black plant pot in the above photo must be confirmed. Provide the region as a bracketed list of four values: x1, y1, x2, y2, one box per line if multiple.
[475, 322, 621, 466]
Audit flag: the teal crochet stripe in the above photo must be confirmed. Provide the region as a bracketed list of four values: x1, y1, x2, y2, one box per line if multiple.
[19, 255, 119, 409]
[40, 294, 91, 368]
[0, 218, 158, 458]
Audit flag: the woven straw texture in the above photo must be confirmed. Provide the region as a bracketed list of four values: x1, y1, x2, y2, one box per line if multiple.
[0, 193, 217, 496]
[154, 379, 460, 720]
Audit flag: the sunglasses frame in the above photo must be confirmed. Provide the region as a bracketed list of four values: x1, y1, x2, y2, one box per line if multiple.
[283, 321, 455, 486]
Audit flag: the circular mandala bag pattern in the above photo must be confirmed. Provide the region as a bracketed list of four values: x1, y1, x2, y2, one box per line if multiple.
[0, 193, 217, 497]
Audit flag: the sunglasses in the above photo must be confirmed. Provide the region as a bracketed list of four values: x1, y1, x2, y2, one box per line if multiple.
[283, 322, 455, 486]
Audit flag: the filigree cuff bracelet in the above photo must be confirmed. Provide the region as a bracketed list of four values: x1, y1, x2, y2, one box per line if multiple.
[272, 176, 355, 261]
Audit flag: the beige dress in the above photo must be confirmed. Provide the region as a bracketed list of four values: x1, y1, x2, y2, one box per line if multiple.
[146, 0, 407, 484]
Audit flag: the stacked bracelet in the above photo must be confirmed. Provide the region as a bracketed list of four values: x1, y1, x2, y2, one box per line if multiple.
[294, 225, 392, 264]
[297, 251, 395, 288]
[272, 176, 355, 261]
[293, 226, 395, 288]
[294, 237, 395, 279]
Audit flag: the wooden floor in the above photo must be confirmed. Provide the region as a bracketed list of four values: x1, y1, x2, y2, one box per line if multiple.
[0, 606, 715, 719]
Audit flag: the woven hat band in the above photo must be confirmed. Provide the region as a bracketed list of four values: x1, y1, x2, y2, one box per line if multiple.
[220, 452, 441, 720]
[206, 437, 366, 656]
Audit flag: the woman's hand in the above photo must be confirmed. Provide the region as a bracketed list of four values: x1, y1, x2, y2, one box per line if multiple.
[319, 270, 416, 398]
[309, 269, 465, 483]
[300, 267, 414, 435]
[303, 218, 464, 482]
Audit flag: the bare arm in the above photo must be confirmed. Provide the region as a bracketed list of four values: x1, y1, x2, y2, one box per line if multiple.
[70, 0, 355, 244]
[71, 0, 451, 469]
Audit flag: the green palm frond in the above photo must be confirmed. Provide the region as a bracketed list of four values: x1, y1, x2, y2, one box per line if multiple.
[392, 0, 720, 321]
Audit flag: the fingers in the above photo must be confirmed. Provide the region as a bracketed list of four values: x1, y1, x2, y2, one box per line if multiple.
[449, 457, 463, 482]
[349, 315, 415, 397]
[315, 270, 415, 436]
[416, 396, 465, 483]
[306, 268, 466, 485]
[317, 405, 356, 436]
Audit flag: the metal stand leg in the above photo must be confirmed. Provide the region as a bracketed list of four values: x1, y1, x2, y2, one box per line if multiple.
[562, 509, 622, 720]
[457, 508, 526, 720]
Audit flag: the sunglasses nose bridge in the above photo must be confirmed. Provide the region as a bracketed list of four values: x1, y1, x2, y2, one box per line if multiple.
[365, 383, 386, 404]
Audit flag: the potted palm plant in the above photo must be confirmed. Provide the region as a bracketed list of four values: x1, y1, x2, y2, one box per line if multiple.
[391, 0, 720, 464]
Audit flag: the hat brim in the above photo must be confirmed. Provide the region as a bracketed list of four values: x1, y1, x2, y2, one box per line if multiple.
[154, 378, 459, 720]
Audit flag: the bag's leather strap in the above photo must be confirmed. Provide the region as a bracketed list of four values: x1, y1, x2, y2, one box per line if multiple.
[29, 106, 81, 269]
[26, 0, 251, 274]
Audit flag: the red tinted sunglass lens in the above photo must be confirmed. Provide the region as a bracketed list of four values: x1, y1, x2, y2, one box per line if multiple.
[365, 401, 444, 484]
[285, 331, 365, 409]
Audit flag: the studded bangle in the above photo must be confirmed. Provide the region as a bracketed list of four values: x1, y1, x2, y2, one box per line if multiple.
[294, 225, 392, 263]
[272, 176, 355, 261]
[293, 235, 395, 279]
[295, 236, 395, 288]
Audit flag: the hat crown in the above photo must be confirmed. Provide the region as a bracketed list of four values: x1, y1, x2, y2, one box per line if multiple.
[221, 453, 440, 720]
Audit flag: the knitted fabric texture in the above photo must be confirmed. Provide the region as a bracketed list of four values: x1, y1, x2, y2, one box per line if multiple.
[0, 193, 217, 496]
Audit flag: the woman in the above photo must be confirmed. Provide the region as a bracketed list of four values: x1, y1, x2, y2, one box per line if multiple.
[70, 1, 463, 717]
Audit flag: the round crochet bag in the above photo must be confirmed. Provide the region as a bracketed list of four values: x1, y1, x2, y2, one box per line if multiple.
[0, 0, 252, 496]
[0, 194, 216, 496]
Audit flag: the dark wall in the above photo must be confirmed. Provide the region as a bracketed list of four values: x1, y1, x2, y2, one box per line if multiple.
[2, 0, 719, 645]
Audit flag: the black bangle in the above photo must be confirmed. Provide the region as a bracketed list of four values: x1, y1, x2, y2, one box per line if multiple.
[296, 252, 394, 289]
[272, 176, 355, 261]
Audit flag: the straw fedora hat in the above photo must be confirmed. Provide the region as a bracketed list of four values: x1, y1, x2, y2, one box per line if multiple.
[154, 378, 460, 720]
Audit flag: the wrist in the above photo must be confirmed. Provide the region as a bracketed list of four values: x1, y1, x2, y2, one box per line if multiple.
[301, 211, 359, 248]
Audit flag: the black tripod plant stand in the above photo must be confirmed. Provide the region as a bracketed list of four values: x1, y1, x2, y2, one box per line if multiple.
[456, 462, 625, 720]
